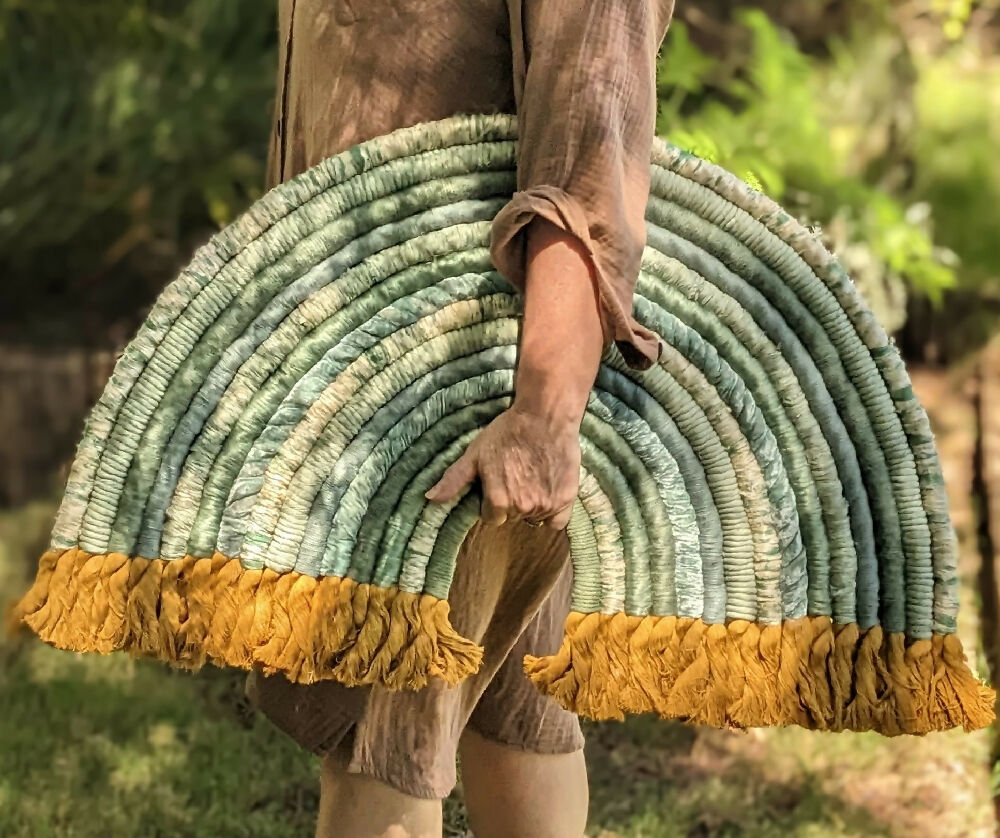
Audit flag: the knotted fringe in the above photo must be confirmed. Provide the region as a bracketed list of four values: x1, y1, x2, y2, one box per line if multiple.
[6, 548, 483, 689]
[524, 612, 997, 734]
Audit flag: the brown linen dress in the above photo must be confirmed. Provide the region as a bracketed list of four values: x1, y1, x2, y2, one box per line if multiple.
[245, 0, 676, 799]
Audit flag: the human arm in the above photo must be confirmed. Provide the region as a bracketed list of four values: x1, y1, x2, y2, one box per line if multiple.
[425, 216, 603, 530]
[424, 0, 674, 529]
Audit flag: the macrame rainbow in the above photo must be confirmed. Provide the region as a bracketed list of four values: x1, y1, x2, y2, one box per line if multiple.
[9, 114, 995, 735]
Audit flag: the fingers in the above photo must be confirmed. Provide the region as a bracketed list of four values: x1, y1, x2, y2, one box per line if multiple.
[489, 477, 552, 528]
[479, 486, 510, 528]
[425, 451, 478, 503]
[495, 491, 574, 531]
[480, 475, 546, 529]
[435, 471, 571, 531]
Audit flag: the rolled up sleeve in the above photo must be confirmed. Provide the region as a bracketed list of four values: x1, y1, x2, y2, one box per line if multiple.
[490, 0, 675, 371]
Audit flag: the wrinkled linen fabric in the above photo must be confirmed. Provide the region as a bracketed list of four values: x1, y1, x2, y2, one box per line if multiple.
[249, 0, 674, 799]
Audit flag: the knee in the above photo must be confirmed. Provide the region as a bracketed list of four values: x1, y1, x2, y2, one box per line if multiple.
[460, 726, 586, 777]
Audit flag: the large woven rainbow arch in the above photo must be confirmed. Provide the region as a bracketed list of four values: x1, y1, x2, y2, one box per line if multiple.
[9, 114, 995, 735]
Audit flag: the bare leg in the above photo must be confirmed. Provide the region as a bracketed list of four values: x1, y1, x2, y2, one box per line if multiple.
[458, 728, 589, 838]
[315, 740, 443, 838]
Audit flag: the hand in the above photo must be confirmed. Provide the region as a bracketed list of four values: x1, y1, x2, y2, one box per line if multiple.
[424, 403, 581, 530]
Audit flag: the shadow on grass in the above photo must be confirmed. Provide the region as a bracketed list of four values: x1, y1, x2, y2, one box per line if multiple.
[581, 716, 895, 838]
[0, 634, 976, 838]
[0, 641, 319, 838]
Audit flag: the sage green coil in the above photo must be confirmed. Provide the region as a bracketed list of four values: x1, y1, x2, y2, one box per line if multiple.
[11, 113, 994, 735]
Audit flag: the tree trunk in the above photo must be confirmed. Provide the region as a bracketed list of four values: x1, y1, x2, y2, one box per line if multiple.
[973, 336, 1000, 827]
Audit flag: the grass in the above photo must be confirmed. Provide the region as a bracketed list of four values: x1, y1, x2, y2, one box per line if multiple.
[0, 503, 321, 838]
[0, 367, 993, 837]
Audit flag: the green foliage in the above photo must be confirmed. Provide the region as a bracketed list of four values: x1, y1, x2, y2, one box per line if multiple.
[0, 0, 277, 339]
[658, 12, 832, 198]
[0, 500, 317, 838]
[933, 0, 977, 40]
[0, 655, 321, 838]
[913, 50, 1000, 291]
[655, 10, 972, 328]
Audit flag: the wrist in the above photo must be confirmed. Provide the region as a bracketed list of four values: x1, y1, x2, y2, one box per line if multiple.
[512, 361, 591, 428]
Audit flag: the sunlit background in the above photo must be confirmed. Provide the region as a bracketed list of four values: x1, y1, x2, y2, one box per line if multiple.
[2, 2, 999, 836]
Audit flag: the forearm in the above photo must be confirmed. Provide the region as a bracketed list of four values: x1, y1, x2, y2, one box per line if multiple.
[511, 218, 605, 428]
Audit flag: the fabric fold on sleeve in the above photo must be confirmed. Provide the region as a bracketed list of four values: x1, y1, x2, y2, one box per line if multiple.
[490, 185, 663, 371]
[492, 0, 675, 372]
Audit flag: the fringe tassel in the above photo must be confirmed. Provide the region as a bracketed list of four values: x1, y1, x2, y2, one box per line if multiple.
[525, 611, 997, 735]
[6, 548, 483, 689]
[9, 549, 996, 733]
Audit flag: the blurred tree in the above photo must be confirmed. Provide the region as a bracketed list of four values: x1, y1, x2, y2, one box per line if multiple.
[0, 0, 277, 345]
[656, 9, 958, 335]
[657, 1, 1000, 358]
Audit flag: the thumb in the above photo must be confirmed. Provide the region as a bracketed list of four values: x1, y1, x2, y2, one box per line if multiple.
[425, 451, 477, 503]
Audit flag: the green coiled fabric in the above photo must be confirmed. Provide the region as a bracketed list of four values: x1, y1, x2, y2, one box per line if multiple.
[43, 112, 960, 648]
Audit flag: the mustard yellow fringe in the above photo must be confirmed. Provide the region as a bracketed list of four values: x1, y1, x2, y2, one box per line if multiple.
[9, 550, 997, 733]
[5, 548, 484, 689]
[524, 612, 998, 735]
